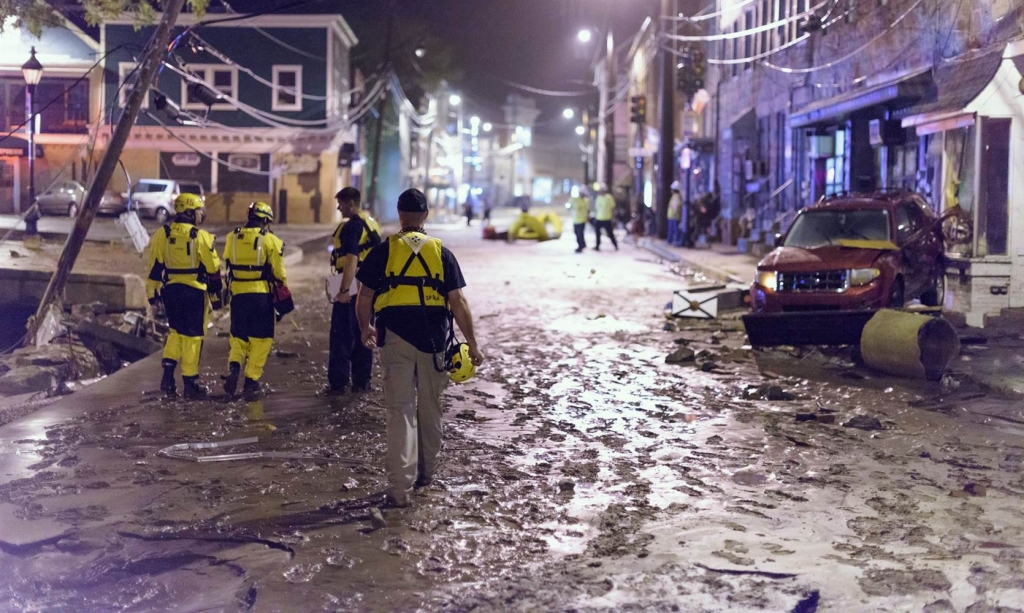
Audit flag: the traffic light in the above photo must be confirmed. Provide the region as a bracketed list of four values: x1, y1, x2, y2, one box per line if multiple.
[677, 46, 707, 100]
[630, 95, 646, 124]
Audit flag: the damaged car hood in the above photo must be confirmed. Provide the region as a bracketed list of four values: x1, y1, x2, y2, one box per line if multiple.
[758, 245, 889, 272]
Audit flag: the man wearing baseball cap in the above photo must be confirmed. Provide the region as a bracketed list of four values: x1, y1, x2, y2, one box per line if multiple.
[355, 188, 484, 508]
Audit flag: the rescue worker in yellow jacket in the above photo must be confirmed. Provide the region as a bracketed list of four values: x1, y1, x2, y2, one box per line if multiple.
[144, 193, 222, 400]
[222, 202, 287, 400]
[326, 187, 381, 395]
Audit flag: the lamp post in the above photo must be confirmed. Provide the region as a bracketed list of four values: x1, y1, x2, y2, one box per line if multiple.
[22, 47, 44, 236]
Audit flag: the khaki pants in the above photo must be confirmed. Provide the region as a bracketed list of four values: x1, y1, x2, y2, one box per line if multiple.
[380, 331, 449, 502]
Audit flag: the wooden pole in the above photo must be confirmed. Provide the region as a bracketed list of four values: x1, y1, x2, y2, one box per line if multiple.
[24, 0, 188, 345]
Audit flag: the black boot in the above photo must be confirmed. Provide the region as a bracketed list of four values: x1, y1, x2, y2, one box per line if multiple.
[182, 376, 209, 400]
[223, 362, 241, 396]
[242, 377, 262, 401]
[160, 359, 177, 397]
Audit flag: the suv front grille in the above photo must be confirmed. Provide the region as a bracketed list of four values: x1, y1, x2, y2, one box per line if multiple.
[777, 270, 848, 292]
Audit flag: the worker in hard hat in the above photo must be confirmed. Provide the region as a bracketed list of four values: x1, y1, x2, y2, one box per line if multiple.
[594, 184, 618, 251]
[144, 193, 222, 400]
[326, 187, 382, 396]
[355, 188, 484, 508]
[569, 185, 591, 253]
[221, 202, 288, 400]
[667, 181, 683, 247]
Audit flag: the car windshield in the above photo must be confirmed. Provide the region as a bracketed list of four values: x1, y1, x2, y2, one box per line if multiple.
[135, 182, 170, 193]
[784, 209, 891, 248]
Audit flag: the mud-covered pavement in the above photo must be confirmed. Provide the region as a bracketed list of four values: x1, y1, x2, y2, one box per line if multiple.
[2, 221, 1024, 612]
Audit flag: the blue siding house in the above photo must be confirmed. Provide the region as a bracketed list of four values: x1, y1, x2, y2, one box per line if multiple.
[101, 11, 360, 224]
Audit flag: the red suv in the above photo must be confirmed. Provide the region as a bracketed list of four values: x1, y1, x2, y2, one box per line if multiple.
[750, 192, 944, 313]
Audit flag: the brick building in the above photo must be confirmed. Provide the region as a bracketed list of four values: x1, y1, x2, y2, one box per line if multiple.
[700, 0, 1023, 325]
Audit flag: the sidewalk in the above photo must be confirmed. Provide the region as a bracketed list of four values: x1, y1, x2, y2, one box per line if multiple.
[639, 237, 759, 285]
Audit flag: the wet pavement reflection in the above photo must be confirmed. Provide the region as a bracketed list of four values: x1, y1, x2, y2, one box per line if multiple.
[1, 228, 1024, 610]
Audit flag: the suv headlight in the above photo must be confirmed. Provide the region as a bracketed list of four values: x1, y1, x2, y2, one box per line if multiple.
[849, 268, 881, 286]
[756, 270, 777, 291]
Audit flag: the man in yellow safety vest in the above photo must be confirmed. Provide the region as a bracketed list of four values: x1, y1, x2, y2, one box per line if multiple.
[221, 201, 288, 400]
[327, 187, 382, 395]
[144, 193, 222, 400]
[569, 186, 591, 253]
[594, 184, 618, 251]
[355, 189, 483, 508]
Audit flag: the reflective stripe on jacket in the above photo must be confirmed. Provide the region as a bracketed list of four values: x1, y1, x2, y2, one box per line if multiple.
[372, 232, 446, 313]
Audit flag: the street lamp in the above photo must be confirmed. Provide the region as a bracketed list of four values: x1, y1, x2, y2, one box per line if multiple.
[22, 47, 44, 236]
[449, 94, 461, 106]
[562, 108, 575, 120]
[577, 29, 592, 43]
[482, 122, 492, 132]
[575, 125, 586, 136]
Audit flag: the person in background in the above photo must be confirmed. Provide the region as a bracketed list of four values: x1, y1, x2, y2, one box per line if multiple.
[327, 188, 382, 396]
[593, 184, 618, 251]
[667, 181, 683, 247]
[569, 185, 591, 253]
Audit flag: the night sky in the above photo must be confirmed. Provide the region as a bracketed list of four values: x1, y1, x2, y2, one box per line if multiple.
[236, 0, 661, 132]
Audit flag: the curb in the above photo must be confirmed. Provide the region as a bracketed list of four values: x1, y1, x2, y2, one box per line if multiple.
[639, 238, 749, 285]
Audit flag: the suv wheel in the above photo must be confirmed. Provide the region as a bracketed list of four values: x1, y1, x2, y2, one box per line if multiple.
[155, 207, 170, 224]
[68, 202, 79, 217]
[888, 278, 905, 309]
[921, 270, 945, 307]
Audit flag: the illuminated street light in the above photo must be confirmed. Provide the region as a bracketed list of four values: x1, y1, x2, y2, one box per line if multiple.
[482, 122, 493, 132]
[575, 125, 585, 136]
[577, 29, 592, 43]
[470, 115, 481, 126]
[449, 94, 461, 106]
[562, 108, 575, 120]
[414, 47, 426, 58]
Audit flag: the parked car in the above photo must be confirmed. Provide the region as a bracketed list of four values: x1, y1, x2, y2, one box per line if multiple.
[36, 180, 126, 216]
[750, 192, 945, 313]
[127, 179, 205, 224]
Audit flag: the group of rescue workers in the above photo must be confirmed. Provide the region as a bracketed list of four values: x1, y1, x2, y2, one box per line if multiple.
[568, 184, 619, 253]
[144, 187, 483, 508]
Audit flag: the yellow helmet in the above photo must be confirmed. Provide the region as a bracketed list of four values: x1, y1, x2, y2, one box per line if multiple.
[173, 193, 205, 213]
[248, 201, 274, 222]
[446, 342, 476, 384]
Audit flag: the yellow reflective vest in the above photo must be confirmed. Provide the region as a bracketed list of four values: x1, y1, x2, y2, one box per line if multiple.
[332, 210, 382, 273]
[595, 194, 616, 222]
[145, 222, 220, 298]
[224, 226, 287, 295]
[570, 196, 590, 225]
[372, 232, 446, 313]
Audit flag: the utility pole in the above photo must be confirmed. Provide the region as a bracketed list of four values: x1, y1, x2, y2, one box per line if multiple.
[602, 30, 615, 190]
[366, 7, 394, 217]
[581, 107, 590, 185]
[656, 0, 676, 241]
[25, 0, 187, 345]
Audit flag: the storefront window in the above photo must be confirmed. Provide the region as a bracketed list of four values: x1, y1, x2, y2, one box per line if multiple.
[825, 129, 846, 196]
[976, 117, 1010, 257]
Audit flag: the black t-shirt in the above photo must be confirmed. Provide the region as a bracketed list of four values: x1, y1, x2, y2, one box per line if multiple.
[356, 238, 467, 353]
[338, 218, 363, 257]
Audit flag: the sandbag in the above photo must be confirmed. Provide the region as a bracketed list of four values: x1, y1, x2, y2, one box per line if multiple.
[860, 309, 960, 381]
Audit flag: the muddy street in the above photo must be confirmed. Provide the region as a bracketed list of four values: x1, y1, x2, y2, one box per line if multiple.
[1, 224, 1023, 612]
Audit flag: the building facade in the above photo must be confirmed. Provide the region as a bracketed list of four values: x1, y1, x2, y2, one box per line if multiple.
[703, 0, 1023, 325]
[100, 11, 360, 225]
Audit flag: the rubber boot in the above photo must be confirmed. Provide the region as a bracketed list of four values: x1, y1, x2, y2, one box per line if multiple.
[242, 377, 262, 401]
[182, 376, 209, 400]
[160, 359, 177, 397]
[223, 362, 241, 396]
